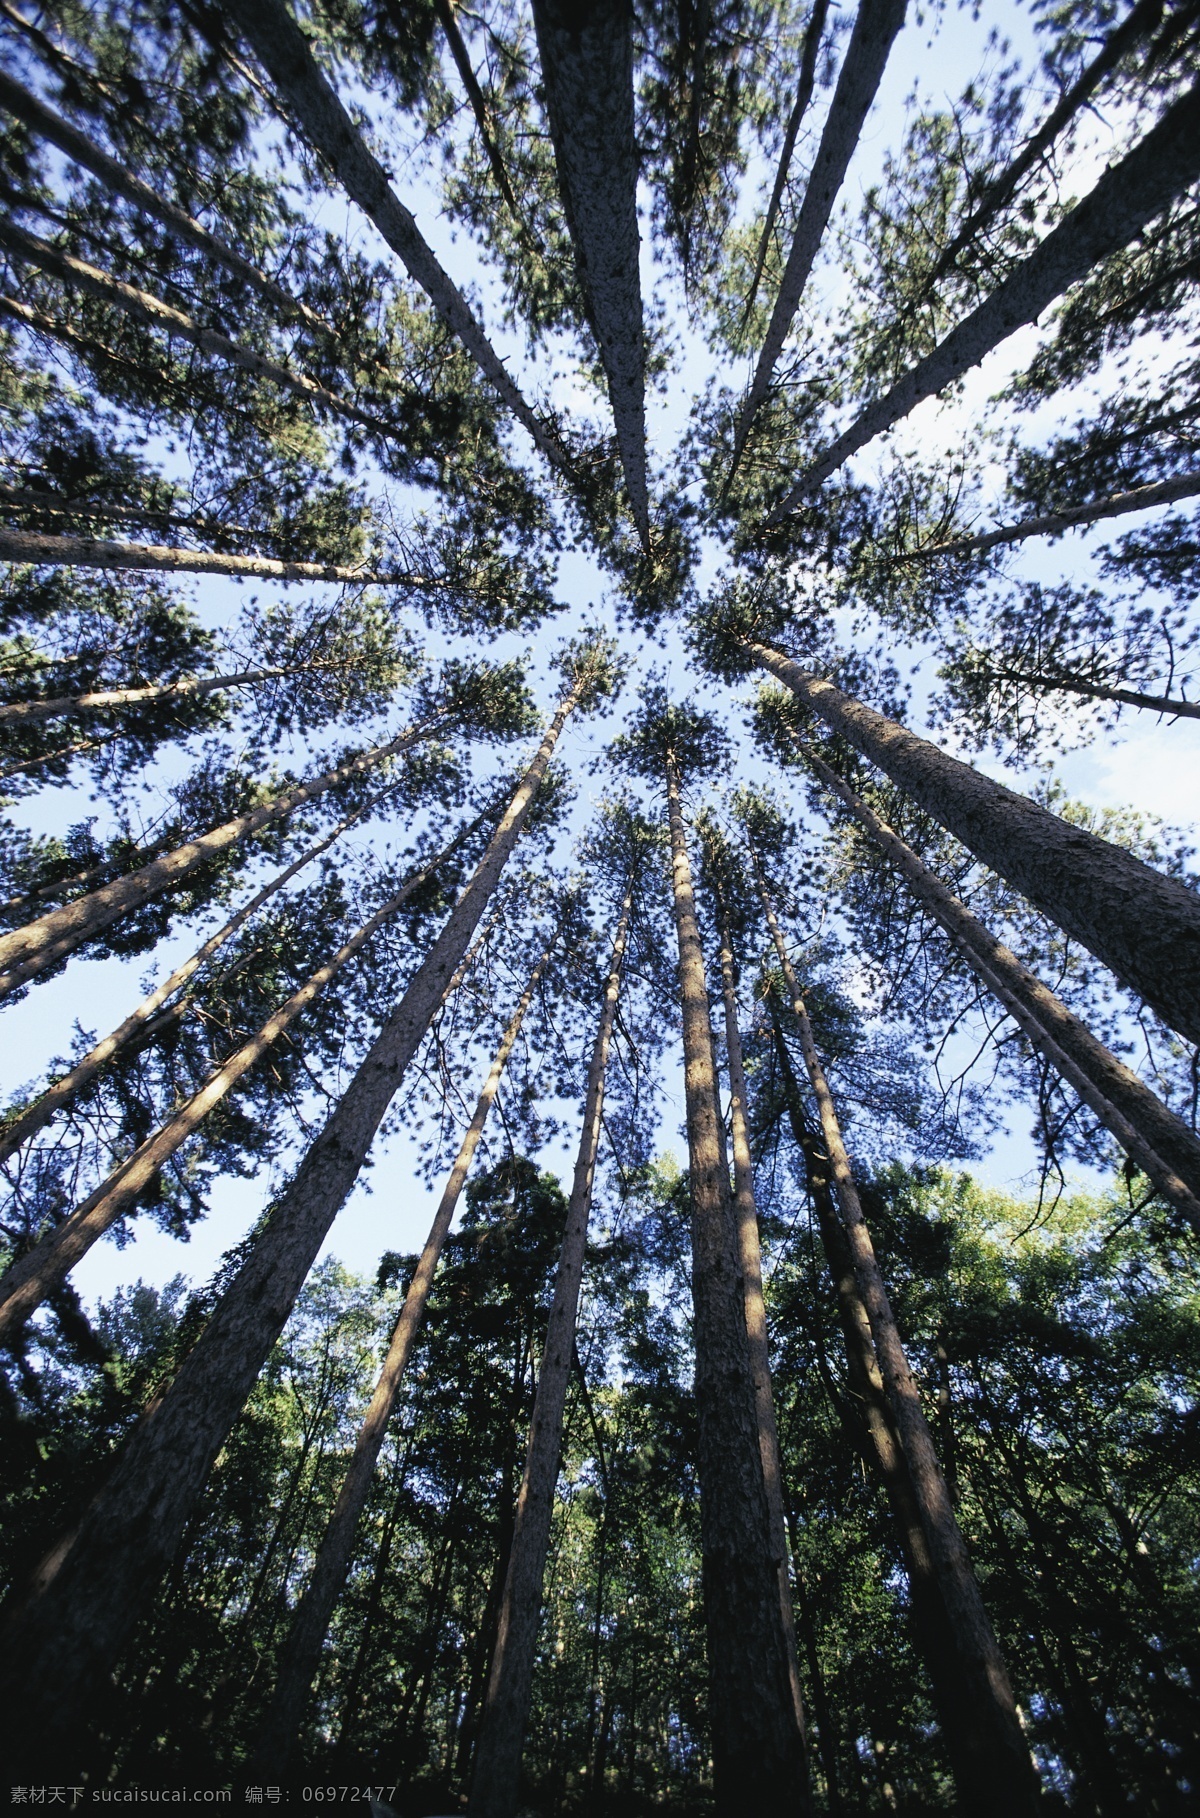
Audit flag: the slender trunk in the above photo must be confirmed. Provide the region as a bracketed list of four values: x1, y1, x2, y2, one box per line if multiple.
[984, 664, 1200, 723]
[752, 859, 1040, 1815]
[0, 522, 440, 587]
[771, 75, 1200, 516]
[0, 220, 398, 442]
[224, 0, 574, 478]
[430, 0, 528, 233]
[0, 727, 117, 779]
[892, 470, 1200, 563]
[0, 710, 449, 998]
[0, 831, 470, 1340]
[0, 290, 285, 437]
[786, 1550, 842, 1814]
[0, 478, 264, 539]
[0, 67, 335, 337]
[714, 898, 806, 1735]
[0, 676, 585, 1769]
[663, 752, 809, 1813]
[920, 0, 1174, 301]
[746, 638, 1200, 1044]
[0, 789, 484, 1170]
[469, 885, 634, 1818]
[250, 928, 557, 1774]
[797, 738, 1200, 1221]
[0, 656, 347, 724]
[769, 1005, 1000, 1805]
[729, 0, 907, 480]
[530, 0, 649, 546]
[738, 0, 830, 336]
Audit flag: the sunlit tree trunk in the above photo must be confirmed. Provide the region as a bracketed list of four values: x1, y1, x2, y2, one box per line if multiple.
[771, 75, 1200, 515]
[892, 470, 1200, 565]
[797, 738, 1200, 1220]
[0, 786, 486, 1167]
[730, 0, 906, 478]
[0, 66, 335, 336]
[664, 749, 809, 1813]
[530, 0, 649, 544]
[0, 523, 438, 587]
[0, 820, 491, 1340]
[469, 882, 633, 1817]
[768, 1000, 1003, 1807]
[751, 855, 1040, 1816]
[746, 637, 1200, 1043]
[252, 927, 560, 1774]
[0, 711, 451, 998]
[225, 0, 574, 477]
[0, 220, 397, 439]
[0, 671, 589, 1771]
[0, 655, 347, 724]
[713, 893, 806, 1734]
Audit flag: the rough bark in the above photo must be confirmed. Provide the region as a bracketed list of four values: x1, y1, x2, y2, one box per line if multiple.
[0, 523, 438, 587]
[746, 638, 1200, 1044]
[892, 470, 1200, 564]
[714, 901, 806, 1736]
[729, 0, 907, 479]
[468, 885, 633, 1818]
[0, 778, 464, 1167]
[770, 75, 1200, 517]
[664, 751, 809, 1814]
[0, 656, 343, 725]
[752, 858, 1041, 1816]
[0, 711, 449, 998]
[768, 1009, 1000, 1806]
[798, 738, 1200, 1223]
[0, 219, 398, 441]
[224, 0, 574, 478]
[981, 665, 1200, 723]
[252, 930, 558, 1775]
[0, 675, 584, 1770]
[739, 0, 830, 336]
[0, 67, 334, 336]
[530, 0, 650, 546]
[0, 822, 493, 1338]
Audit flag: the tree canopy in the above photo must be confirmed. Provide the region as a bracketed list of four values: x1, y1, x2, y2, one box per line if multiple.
[1, 1, 1198, 1812]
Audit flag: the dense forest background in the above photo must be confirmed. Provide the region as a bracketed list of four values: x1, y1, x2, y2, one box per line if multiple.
[0, 0, 1198, 1812]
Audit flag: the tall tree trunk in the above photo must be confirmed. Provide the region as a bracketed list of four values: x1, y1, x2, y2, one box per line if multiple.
[0, 66, 335, 337]
[0, 709, 451, 998]
[0, 669, 588, 1770]
[0, 781, 478, 1168]
[770, 75, 1200, 516]
[768, 1003, 1007, 1808]
[745, 637, 1200, 1043]
[751, 857, 1040, 1816]
[891, 470, 1200, 564]
[979, 664, 1200, 723]
[0, 219, 399, 442]
[0, 523, 442, 587]
[738, 0, 830, 337]
[223, 0, 575, 479]
[663, 749, 809, 1814]
[797, 739, 1200, 1219]
[0, 654, 348, 724]
[729, 0, 907, 480]
[713, 893, 806, 1734]
[0, 820, 490, 1340]
[251, 927, 559, 1774]
[918, 0, 1177, 302]
[468, 882, 634, 1818]
[429, 0, 530, 234]
[530, 0, 649, 546]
